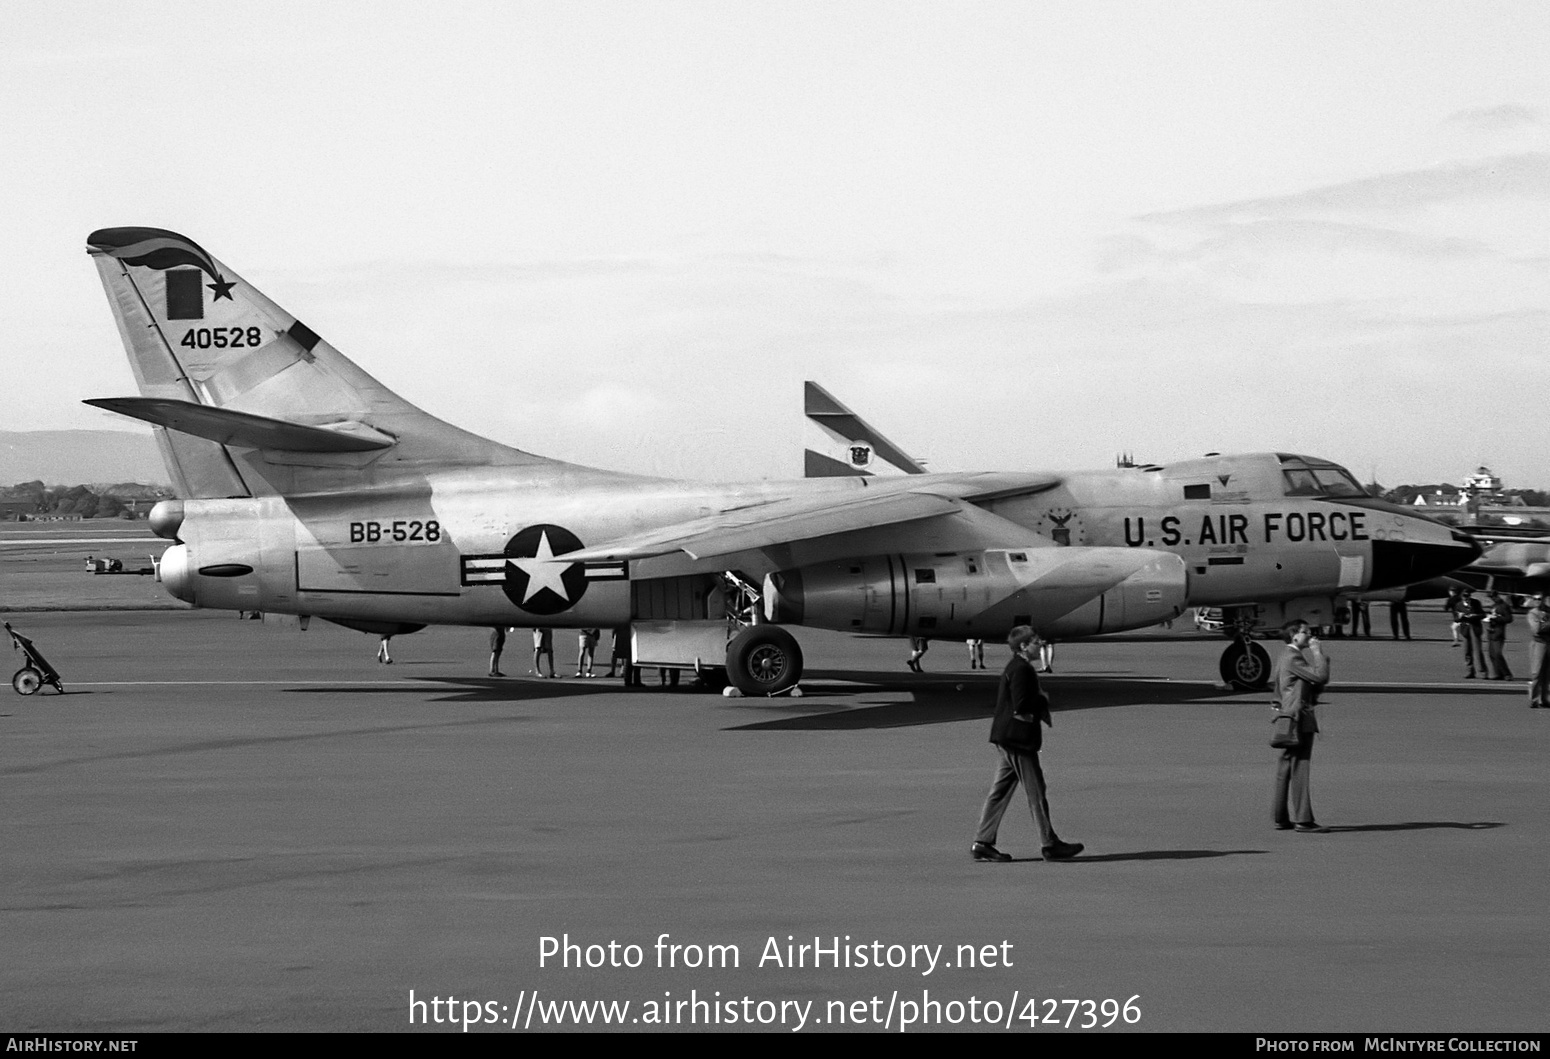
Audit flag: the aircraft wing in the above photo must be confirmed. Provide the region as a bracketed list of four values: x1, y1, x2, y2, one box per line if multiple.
[564, 473, 1061, 563]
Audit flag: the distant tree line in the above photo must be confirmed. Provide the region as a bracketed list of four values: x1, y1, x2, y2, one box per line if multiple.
[0, 481, 172, 519]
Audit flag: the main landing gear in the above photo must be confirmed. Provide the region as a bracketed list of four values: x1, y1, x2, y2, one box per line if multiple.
[725, 624, 803, 696]
[1219, 637, 1272, 691]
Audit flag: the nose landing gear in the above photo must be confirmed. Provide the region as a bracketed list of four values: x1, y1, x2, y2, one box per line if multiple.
[1219, 636, 1272, 691]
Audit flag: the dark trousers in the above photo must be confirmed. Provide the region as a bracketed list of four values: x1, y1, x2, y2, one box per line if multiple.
[1273, 732, 1316, 826]
[1460, 625, 1487, 676]
[975, 746, 1056, 848]
[1486, 634, 1513, 680]
[1390, 603, 1410, 639]
[1350, 605, 1370, 637]
[1530, 642, 1550, 707]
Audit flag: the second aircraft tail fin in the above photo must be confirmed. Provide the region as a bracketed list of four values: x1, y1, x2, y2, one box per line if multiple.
[803, 381, 928, 478]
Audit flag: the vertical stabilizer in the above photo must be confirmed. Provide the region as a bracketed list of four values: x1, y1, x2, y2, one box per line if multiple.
[86, 227, 552, 497]
[803, 381, 928, 478]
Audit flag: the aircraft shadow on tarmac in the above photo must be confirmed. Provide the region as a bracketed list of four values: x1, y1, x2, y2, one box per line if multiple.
[280, 677, 649, 703]
[725, 672, 1237, 731]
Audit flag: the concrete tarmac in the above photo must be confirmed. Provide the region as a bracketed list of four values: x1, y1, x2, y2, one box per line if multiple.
[1, 609, 1546, 1032]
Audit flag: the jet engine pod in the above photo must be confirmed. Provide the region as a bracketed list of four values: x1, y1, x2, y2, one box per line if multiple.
[148, 499, 185, 541]
[765, 546, 1188, 639]
[1037, 549, 1189, 638]
[158, 543, 194, 604]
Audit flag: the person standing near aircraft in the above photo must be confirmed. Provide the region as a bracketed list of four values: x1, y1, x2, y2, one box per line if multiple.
[971, 626, 1084, 863]
[1527, 594, 1550, 708]
[531, 628, 555, 678]
[575, 628, 600, 678]
[1272, 621, 1331, 833]
[1445, 588, 1464, 647]
[606, 627, 628, 679]
[1036, 635, 1055, 674]
[966, 638, 985, 669]
[906, 637, 929, 672]
[488, 626, 508, 677]
[376, 634, 393, 665]
[1484, 593, 1514, 680]
[1389, 600, 1410, 640]
[1453, 590, 1487, 678]
[1349, 599, 1371, 638]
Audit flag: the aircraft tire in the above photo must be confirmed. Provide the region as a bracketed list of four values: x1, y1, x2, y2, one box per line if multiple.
[726, 625, 803, 696]
[1220, 640, 1272, 691]
[12, 667, 42, 696]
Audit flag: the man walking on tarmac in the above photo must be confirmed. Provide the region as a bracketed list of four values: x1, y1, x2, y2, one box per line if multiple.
[971, 626, 1084, 864]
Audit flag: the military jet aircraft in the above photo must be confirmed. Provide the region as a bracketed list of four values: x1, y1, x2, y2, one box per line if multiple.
[797, 382, 1482, 687]
[86, 227, 1236, 695]
[1447, 533, 1550, 595]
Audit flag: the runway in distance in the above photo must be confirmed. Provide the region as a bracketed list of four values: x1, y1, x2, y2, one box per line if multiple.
[800, 382, 1481, 687]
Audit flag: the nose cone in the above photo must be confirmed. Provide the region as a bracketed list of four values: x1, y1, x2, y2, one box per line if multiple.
[1368, 530, 1482, 592]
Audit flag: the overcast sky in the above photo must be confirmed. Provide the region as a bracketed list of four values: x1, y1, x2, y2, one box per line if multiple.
[4, 1, 1547, 486]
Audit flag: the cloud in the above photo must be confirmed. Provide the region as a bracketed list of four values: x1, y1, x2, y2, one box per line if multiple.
[1443, 104, 1545, 136]
[1141, 154, 1550, 226]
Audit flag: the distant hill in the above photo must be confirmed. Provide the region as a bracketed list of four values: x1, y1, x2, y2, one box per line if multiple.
[0, 431, 168, 487]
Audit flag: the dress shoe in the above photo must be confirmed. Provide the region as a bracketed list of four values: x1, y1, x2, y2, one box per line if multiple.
[1293, 824, 1329, 833]
[971, 842, 1011, 862]
[1041, 841, 1084, 860]
[1274, 823, 1294, 831]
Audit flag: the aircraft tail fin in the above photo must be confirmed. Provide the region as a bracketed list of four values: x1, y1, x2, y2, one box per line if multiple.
[803, 381, 928, 478]
[86, 227, 549, 497]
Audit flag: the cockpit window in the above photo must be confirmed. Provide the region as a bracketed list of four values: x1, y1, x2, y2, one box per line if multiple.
[1283, 468, 1322, 496]
[1278, 454, 1366, 498]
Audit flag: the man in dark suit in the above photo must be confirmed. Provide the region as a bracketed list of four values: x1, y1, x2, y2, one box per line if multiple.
[1454, 590, 1487, 678]
[971, 626, 1084, 863]
[1484, 593, 1514, 680]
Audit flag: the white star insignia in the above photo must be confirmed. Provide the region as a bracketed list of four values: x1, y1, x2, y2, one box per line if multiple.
[508, 530, 573, 604]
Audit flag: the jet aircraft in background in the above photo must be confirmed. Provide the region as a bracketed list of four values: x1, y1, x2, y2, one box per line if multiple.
[1447, 532, 1550, 596]
[798, 382, 1481, 687]
[84, 227, 1222, 695]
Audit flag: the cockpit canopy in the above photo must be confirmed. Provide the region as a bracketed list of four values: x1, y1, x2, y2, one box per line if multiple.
[1278, 454, 1367, 498]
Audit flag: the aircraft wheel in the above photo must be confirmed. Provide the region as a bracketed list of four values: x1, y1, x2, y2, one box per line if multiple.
[12, 667, 43, 696]
[726, 626, 803, 696]
[1220, 640, 1272, 691]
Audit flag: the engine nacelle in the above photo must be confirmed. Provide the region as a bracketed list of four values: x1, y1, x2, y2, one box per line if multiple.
[764, 547, 1187, 639]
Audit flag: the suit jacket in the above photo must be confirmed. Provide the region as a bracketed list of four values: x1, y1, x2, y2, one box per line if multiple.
[1274, 644, 1330, 733]
[1486, 600, 1513, 642]
[1453, 597, 1485, 627]
[989, 655, 1051, 753]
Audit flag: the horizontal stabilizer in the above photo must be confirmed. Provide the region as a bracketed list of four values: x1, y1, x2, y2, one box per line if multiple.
[84, 397, 396, 453]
